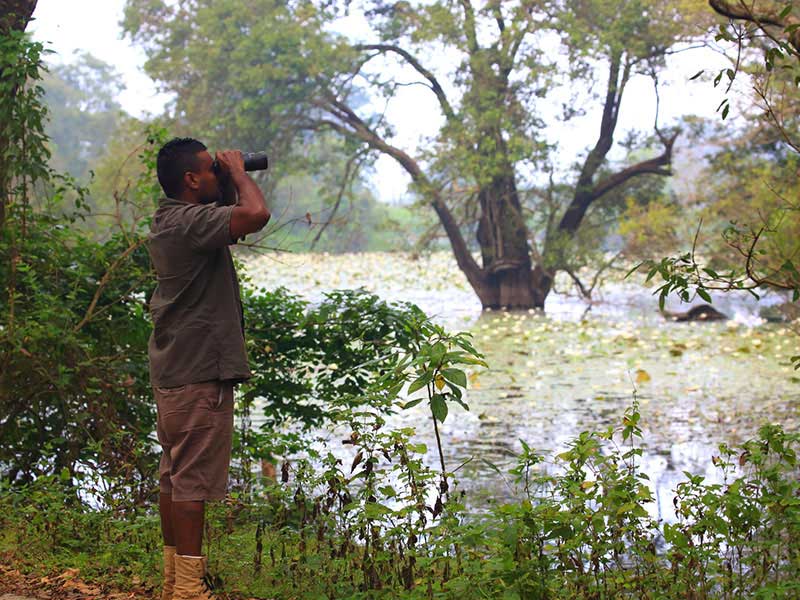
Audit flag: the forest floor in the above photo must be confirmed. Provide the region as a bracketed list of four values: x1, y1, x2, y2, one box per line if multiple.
[0, 561, 150, 600]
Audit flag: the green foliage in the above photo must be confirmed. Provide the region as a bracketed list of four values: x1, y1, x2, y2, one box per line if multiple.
[122, 0, 700, 306]
[241, 286, 428, 432]
[122, 0, 353, 179]
[0, 211, 156, 477]
[0, 29, 50, 200]
[2, 408, 798, 599]
[41, 53, 125, 181]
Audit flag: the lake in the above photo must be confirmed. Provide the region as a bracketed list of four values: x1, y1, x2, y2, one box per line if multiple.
[242, 250, 799, 519]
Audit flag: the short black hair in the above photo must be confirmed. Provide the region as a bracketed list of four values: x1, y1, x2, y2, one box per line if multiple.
[156, 137, 208, 198]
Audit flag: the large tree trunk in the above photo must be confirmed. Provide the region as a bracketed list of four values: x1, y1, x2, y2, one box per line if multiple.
[473, 170, 539, 309]
[0, 0, 36, 34]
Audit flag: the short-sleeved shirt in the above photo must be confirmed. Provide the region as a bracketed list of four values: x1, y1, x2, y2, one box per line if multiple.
[146, 197, 252, 388]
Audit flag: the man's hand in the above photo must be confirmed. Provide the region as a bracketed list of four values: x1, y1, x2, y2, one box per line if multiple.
[214, 150, 245, 179]
[215, 150, 244, 207]
[221, 149, 271, 241]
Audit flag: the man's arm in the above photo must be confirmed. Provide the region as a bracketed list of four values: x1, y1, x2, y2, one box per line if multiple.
[216, 150, 271, 240]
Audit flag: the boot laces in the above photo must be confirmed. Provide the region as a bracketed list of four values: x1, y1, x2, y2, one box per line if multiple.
[201, 573, 216, 597]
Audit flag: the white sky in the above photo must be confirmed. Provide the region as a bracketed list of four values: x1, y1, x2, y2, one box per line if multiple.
[29, 0, 749, 203]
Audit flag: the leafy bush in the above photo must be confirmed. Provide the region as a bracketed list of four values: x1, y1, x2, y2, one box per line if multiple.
[2, 404, 797, 599]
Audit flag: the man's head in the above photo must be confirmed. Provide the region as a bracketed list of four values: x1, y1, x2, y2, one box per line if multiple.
[156, 137, 222, 204]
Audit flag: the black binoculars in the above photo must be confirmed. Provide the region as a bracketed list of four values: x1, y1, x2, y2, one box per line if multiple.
[212, 151, 269, 176]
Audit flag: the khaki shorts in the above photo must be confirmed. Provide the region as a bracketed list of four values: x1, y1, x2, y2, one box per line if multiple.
[154, 380, 234, 502]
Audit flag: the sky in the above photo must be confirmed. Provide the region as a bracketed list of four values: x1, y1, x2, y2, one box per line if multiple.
[29, 0, 750, 204]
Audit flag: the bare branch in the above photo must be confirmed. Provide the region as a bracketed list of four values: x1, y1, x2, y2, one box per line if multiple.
[73, 237, 147, 333]
[590, 131, 679, 201]
[310, 151, 366, 249]
[310, 105, 484, 285]
[489, 0, 505, 33]
[354, 44, 456, 122]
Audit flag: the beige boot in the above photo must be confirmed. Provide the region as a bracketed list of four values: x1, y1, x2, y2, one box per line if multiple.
[173, 554, 216, 600]
[161, 545, 176, 600]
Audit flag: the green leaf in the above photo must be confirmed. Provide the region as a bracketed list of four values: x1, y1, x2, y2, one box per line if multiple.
[457, 355, 489, 368]
[441, 368, 467, 388]
[430, 393, 448, 423]
[689, 70, 704, 81]
[697, 288, 712, 303]
[430, 341, 446, 365]
[363, 502, 393, 519]
[624, 261, 644, 279]
[481, 458, 503, 475]
[407, 370, 433, 394]
[402, 398, 424, 410]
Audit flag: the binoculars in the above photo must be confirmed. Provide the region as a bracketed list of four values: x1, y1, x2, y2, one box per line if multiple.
[212, 151, 269, 176]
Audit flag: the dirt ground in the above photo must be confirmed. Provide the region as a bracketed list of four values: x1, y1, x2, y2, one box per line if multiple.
[0, 562, 150, 600]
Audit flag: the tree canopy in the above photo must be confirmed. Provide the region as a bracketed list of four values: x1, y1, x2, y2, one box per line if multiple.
[123, 0, 707, 309]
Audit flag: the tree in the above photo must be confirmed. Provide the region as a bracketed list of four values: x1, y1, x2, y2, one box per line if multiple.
[42, 53, 126, 181]
[627, 1, 800, 325]
[709, 0, 800, 53]
[123, 0, 701, 309]
[0, 0, 36, 35]
[0, 0, 38, 228]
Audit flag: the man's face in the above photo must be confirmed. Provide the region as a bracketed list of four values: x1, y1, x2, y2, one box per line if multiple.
[190, 151, 223, 205]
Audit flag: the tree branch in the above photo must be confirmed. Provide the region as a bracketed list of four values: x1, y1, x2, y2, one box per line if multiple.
[310, 151, 365, 250]
[489, 0, 505, 34]
[353, 44, 456, 122]
[577, 51, 629, 193]
[557, 52, 630, 235]
[310, 106, 483, 285]
[460, 0, 479, 53]
[709, 0, 800, 53]
[73, 237, 147, 333]
[589, 131, 678, 201]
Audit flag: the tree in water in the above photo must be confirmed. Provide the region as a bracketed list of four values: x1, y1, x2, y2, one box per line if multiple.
[124, 0, 703, 309]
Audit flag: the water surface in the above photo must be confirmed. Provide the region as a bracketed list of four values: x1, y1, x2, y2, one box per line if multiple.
[242, 251, 799, 518]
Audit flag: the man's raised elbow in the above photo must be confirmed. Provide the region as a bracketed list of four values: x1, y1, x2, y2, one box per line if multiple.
[256, 209, 270, 231]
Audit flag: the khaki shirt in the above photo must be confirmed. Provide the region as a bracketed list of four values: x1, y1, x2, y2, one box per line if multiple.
[146, 197, 252, 387]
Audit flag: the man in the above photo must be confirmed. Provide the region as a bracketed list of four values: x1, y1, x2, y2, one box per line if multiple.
[147, 138, 270, 600]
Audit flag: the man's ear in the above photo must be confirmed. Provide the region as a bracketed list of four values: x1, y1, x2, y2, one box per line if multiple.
[184, 171, 200, 190]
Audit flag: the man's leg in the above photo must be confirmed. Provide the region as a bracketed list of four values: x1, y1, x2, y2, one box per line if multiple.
[166, 380, 233, 599]
[160, 492, 176, 546]
[172, 500, 205, 556]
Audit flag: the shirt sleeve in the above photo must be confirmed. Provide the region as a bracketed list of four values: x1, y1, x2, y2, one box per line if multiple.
[182, 204, 236, 251]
